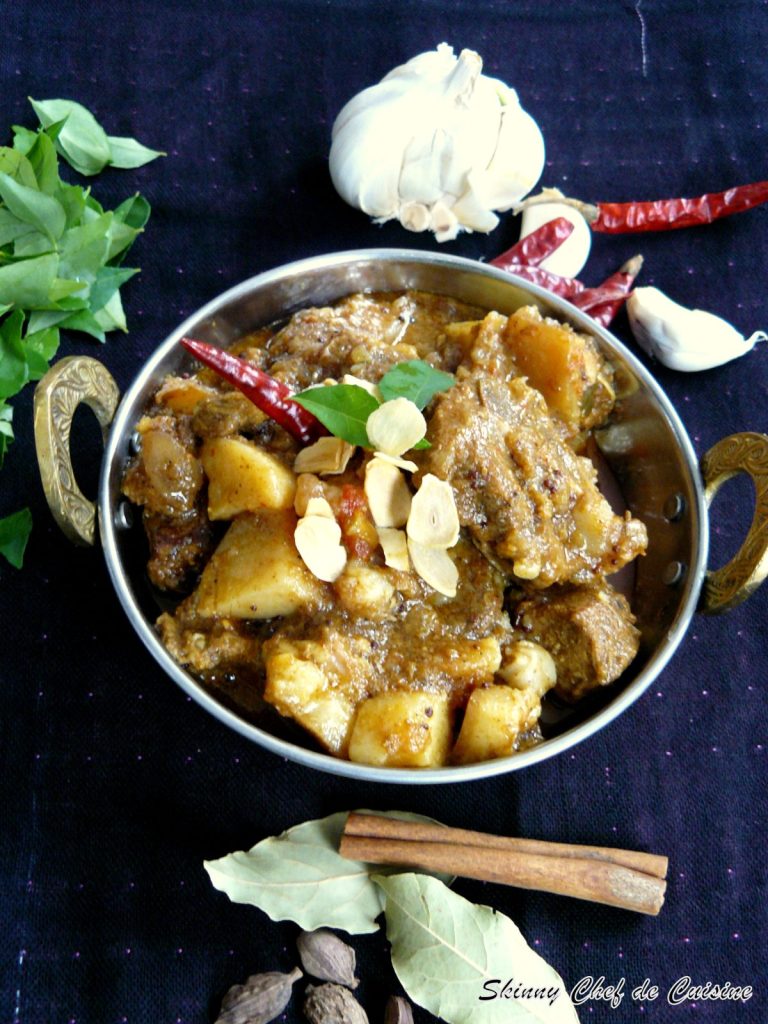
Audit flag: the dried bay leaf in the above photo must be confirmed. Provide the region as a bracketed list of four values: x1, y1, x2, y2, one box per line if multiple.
[204, 811, 450, 936]
[376, 874, 579, 1024]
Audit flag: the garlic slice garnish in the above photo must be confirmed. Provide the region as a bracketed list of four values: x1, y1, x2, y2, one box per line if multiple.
[304, 496, 335, 519]
[341, 373, 382, 400]
[377, 527, 410, 571]
[406, 473, 460, 548]
[627, 286, 767, 372]
[371, 451, 419, 473]
[294, 436, 356, 475]
[366, 396, 426, 456]
[364, 457, 412, 528]
[329, 43, 545, 242]
[294, 514, 347, 582]
[407, 538, 458, 597]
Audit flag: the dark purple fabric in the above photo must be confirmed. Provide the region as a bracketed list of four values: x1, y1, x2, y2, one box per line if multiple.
[1, 3, 766, 1022]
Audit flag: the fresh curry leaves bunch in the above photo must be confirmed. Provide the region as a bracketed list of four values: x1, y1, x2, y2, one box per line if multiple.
[0, 98, 164, 569]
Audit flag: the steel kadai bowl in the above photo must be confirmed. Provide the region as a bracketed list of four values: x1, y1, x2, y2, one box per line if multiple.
[34, 250, 768, 783]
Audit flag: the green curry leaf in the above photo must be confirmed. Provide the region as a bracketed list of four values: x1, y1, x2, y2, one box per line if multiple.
[107, 135, 167, 169]
[0, 507, 33, 569]
[293, 383, 380, 448]
[378, 359, 455, 409]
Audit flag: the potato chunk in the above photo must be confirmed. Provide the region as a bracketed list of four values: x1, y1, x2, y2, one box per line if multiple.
[201, 436, 296, 519]
[452, 686, 541, 765]
[264, 646, 356, 755]
[348, 691, 452, 768]
[501, 306, 615, 434]
[194, 510, 326, 619]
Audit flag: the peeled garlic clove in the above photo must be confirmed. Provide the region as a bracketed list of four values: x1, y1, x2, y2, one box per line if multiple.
[519, 201, 592, 278]
[364, 458, 412, 528]
[407, 474, 460, 548]
[627, 286, 767, 372]
[294, 436, 356, 475]
[294, 515, 347, 582]
[407, 538, 458, 597]
[366, 397, 426, 456]
[497, 641, 557, 697]
[377, 527, 410, 571]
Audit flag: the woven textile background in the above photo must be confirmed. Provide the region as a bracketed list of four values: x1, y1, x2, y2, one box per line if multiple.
[1, 3, 766, 1022]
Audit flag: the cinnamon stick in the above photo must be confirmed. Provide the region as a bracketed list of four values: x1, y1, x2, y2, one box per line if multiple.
[340, 813, 668, 917]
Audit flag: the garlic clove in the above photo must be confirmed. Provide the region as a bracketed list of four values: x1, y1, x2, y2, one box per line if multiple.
[364, 457, 412, 528]
[406, 473, 460, 548]
[407, 538, 458, 597]
[365, 397, 426, 456]
[377, 527, 410, 571]
[294, 515, 347, 582]
[627, 286, 767, 371]
[518, 201, 592, 278]
[294, 436, 356, 475]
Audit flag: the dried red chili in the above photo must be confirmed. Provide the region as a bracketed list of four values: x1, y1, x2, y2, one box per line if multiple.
[490, 261, 586, 299]
[490, 216, 574, 269]
[180, 336, 324, 443]
[571, 255, 644, 326]
[518, 181, 768, 234]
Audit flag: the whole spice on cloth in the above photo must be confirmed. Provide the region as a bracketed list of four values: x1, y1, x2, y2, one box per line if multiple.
[303, 983, 369, 1024]
[296, 929, 359, 989]
[214, 967, 302, 1024]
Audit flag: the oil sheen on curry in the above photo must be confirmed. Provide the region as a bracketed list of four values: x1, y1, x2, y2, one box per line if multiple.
[122, 290, 647, 768]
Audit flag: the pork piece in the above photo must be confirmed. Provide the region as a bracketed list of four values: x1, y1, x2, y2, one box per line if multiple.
[419, 378, 647, 587]
[143, 507, 215, 591]
[446, 307, 615, 439]
[512, 582, 641, 700]
[122, 414, 214, 591]
[122, 414, 203, 517]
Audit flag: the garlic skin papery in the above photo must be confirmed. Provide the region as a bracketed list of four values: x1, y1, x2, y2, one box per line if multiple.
[329, 43, 545, 242]
[627, 286, 767, 372]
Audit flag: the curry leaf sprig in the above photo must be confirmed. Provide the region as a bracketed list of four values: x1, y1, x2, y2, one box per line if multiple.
[0, 98, 164, 569]
[293, 359, 454, 449]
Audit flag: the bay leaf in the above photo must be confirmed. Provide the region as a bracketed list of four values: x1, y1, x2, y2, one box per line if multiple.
[204, 810, 450, 936]
[376, 874, 579, 1024]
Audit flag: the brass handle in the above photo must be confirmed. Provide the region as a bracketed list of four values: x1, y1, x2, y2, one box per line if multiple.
[700, 431, 768, 613]
[33, 356, 120, 546]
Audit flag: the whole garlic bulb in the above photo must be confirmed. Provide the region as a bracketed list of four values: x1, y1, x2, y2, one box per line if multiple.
[329, 43, 545, 242]
[627, 286, 766, 371]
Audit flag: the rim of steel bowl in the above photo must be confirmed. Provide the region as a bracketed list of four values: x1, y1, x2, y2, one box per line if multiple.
[99, 249, 709, 784]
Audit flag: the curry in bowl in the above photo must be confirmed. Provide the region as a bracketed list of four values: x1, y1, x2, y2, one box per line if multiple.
[121, 289, 647, 768]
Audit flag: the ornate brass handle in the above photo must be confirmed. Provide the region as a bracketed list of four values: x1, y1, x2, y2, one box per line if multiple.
[700, 431, 768, 614]
[33, 356, 120, 546]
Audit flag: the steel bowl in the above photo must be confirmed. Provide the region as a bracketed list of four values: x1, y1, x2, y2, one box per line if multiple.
[33, 249, 768, 783]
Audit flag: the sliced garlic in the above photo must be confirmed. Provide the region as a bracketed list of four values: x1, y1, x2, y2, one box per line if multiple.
[304, 496, 335, 519]
[341, 373, 382, 400]
[377, 527, 410, 571]
[407, 537, 458, 597]
[407, 473, 460, 548]
[627, 286, 767, 372]
[372, 450, 419, 473]
[294, 514, 347, 582]
[294, 436, 356, 475]
[329, 43, 544, 242]
[364, 457, 412, 528]
[519, 199, 592, 278]
[365, 397, 426, 456]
